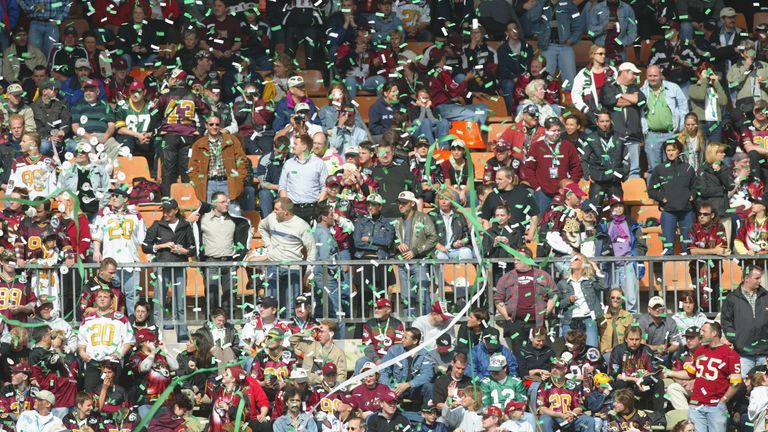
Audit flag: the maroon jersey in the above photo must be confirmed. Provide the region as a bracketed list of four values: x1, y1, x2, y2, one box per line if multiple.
[0, 276, 36, 327]
[206, 384, 252, 432]
[128, 351, 172, 403]
[0, 208, 23, 250]
[606, 409, 652, 432]
[284, 318, 320, 340]
[15, 217, 71, 260]
[252, 349, 299, 383]
[157, 88, 208, 136]
[101, 407, 141, 432]
[689, 221, 727, 250]
[567, 346, 604, 393]
[32, 357, 78, 409]
[0, 384, 34, 416]
[347, 383, 393, 413]
[688, 344, 741, 406]
[79, 275, 126, 316]
[362, 316, 405, 357]
[306, 382, 346, 417]
[741, 120, 768, 151]
[537, 380, 585, 414]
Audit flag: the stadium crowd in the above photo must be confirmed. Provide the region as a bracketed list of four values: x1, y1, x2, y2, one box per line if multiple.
[0, 0, 767, 431]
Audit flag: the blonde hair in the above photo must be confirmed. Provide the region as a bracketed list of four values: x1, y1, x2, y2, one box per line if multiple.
[704, 143, 727, 165]
[573, 252, 596, 279]
[753, 371, 767, 387]
[462, 385, 484, 410]
[525, 79, 546, 101]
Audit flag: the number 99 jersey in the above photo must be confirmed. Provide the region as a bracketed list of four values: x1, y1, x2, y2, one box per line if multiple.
[78, 311, 135, 362]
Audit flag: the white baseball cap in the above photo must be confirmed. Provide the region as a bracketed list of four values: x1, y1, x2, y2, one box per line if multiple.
[618, 62, 641, 74]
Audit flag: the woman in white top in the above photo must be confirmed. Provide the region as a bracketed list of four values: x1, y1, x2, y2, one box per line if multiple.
[676, 113, 707, 173]
[440, 384, 485, 432]
[571, 44, 617, 126]
[515, 79, 560, 124]
[672, 292, 708, 340]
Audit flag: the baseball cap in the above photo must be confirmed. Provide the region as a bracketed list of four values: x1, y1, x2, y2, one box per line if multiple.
[129, 80, 145, 93]
[504, 400, 526, 414]
[450, 139, 466, 149]
[288, 76, 305, 88]
[36, 294, 55, 309]
[609, 196, 624, 207]
[325, 175, 342, 187]
[684, 326, 700, 337]
[82, 78, 99, 89]
[294, 102, 310, 113]
[344, 146, 361, 156]
[0, 249, 15, 262]
[113, 57, 128, 70]
[429, 48, 445, 62]
[108, 187, 130, 198]
[35, 390, 56, 404]
[195, 50, 212, 60]
[719, 7, 737, 18]
[290, 368, 309, 382]
[436, 333, 452, 353]
[564, 183, 585, 199]
[481, 405, 502, 418]
[75, 58, 91, 70]
[380, 390, 399, 404]
[136, 328, 157, 344]
[260, 296, 278, 309]
[6, 83, 23, 96]
[488, 353, 508, 372]
[40, 78, 59, 90]
[367, 193, 385, 205]
[63, 26, 78, 36]
[421, 400, 438, 412]
[483, 327, 502, 351]
[580, 200, 597, 214]
[495, 140, 511, 152]
[170, 68, 187, 82]
[295, 295, 311, 306]
[322, 363, 338, 375]
[521, 104, 540, 117]
[361, 361, 377, 372]
[431, 301, 454, 320]
[11, 361, 31, 374]
[648, 296, 665, 309]
[375, 298, 392, 309]
[618, 62, 641, 74]
[397, 190, 418, 204]
[266, 327, 285, 340]
[161, 198, 179, 210]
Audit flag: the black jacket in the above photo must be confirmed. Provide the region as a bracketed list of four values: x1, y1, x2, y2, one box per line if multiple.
[721, 287, 768, 356]
[141, 217, 196, 262]
[648, 158, 696, 212]
[482, 222, 524, 258]
[191, 202, 251, 261]
[430, 209, 470, 247]
[196, 321, 241, 355]
[517, 343, 556, 377]
[581, 129, 629, 182]
[694, 162, 733, 216]
[0, 144, 15, 185]
[599, 81, 646, 141]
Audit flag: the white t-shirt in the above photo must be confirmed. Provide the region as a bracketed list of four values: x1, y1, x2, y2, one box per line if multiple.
[570, 278, 592, 318]
[15, 410, 64, 432]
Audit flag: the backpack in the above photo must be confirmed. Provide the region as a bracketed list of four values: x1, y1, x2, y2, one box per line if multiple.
[128, 177, 161, 205]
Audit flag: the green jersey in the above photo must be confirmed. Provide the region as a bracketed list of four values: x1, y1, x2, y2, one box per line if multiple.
[115, 99, 159, 133]
[480, 375, 527, 408]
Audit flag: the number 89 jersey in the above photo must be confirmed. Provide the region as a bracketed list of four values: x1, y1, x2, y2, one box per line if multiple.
[78, 311, 135, 361]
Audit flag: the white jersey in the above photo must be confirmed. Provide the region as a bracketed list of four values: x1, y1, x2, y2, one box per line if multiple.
[8, 156, 58, 200]
[78, 311, 135, 361]
[394, 0, 430, 27]
[92, 207, 147, 264]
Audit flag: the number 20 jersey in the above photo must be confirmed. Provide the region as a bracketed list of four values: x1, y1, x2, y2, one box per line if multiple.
[92, 207, 146, 263]
[78, 311, 135, 361]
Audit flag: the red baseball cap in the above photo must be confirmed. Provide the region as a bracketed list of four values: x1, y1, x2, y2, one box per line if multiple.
[504, 400, 526, 414]
[380, 390, 399, 404]
[82, 78, 99, 89]
[431, 301, 454, 320]
[375, 298, 392, 309]
[129, 80, 145, 93]
[322, 362, 338, 375]
[136, 328, 157, 344]
[481, 405, 502, 418]
[563, 183, 585, 199]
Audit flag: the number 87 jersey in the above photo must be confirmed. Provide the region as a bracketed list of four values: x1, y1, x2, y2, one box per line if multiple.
[78, 310, 135, 362]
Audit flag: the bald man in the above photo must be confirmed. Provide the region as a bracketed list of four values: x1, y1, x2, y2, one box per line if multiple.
[640, 65, 689, 173]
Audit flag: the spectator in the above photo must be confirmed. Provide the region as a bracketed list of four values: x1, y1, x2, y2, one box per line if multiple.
[638, 296, 680, 360]
[536, 362, 595, 432]
[527, 0, 585, 91]
[469, 327, 519, 380]
[598, 288, 634, 361]
[439, 385, 485, 432]
[329, 107, 368, 155]
[498, 21, 534, 115]
[367, 390, 412, 432]
[278, 134, 328, 223]
[600, 62, 645, 178]
[0, 249, 36, 326]
[60, 58, 106, 107]
[31, 78, 69, 157]
[319, 84, 366, 133]
[368, 82, 400, 138]
[640, 65, 688, 173]
[2, 27, 46, 84]
[688, 62, 727, 143]
[78, 257, 126, 319]
[649, 26, 700, 95]
[7, 132, 58, 200]
[1, 84, 35, 134]
[370, 141, 419, 217]
[521, 117, 583, 213]
[515, 79, 560, 124]
[140, 198, 195, 342]
[105, 57, 135, 105]
[480, 354, 536, 430]
[740, 100, 768, 180]
[511, 56, 561, 119]
[431, 192, 472, 260]
[115, 5, 159, 70]
[114, 81, 158, 168]
[587, 0, 636, 62]
[687, 204, 728, 310]
[672, 293, 708, 341]
[47, 25, 87, 81]
[352, 193, 396, 310]
[234, 81, 274, 156]
[57, 145, 110, 217]
[357, 298, 404, 372]
[428, 49, 489, 124]
[15, 390, 63, 432]
[394, 0, 430, 41]
[557, 253, 606, 347]
[70, 78, 120, 164]
[459, 25, 498, 96]
[665, 326, 701, 410]
[721, 264, 768, 377]
[258, 197, 316, 317]
[408, 88, 450, 147]
[677, 112, 707, 173]
[379, 327, 434, 406]
[289, 319, 347, 385]
[601, 198, 646, 313]
[572, 45, 616, 124]
[581, 110, 628, 205]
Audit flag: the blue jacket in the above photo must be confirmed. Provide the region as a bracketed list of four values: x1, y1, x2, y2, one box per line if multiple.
[371, 13, 404, 44]
[556, 276, 608, 325]
[468, 344, 518, 379]
[0, 0, 20, 34]
[272, 96, 319, 131]
[640, 80, 688, 134]
[379, 343, 435, 389]
[326, 12, 367, 53]
[353, 214, 395, 259]
[496, 40, 535, 81]
[587, 1, 637, 47]
[368, 97, 397, 135]
[527, 0, 585, 51]
[60, 76, 106, 106]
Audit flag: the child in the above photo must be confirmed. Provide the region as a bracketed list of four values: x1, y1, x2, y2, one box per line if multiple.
[415, 403, 449, 432]
[501, 401, 534, 432]
[606, 388, 652, 432]
[586, 372, 615, 432]
[749, 371, 768, 432]
[29, 229, 62, 316]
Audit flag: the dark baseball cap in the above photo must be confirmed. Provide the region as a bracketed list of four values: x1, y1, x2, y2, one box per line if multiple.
[260, 296, 278, 309]
[161, 198, 179, 210]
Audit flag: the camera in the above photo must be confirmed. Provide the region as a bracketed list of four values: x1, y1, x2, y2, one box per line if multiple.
[293, 114, 306, 122]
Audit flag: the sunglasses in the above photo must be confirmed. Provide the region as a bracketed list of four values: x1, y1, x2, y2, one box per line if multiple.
[208, 122, 220, 126]
[699, 212, 712, 216]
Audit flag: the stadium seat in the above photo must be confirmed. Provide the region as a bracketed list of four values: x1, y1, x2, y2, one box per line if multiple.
[354, 96, 378, 123]
[312, 96, 330, 109]
[735, 13, 748, 32]
[470, 152, 493, 181]
[626, 46, 638, 64]
[622, 178, 652, 205]
[406, 42, 431, 56]
[488, 123, 512, 142]
[0, 190, 4, 210]
[242, 210, 262, 230]
[639, 39, 655, 66]
[442, 263, 477, 289]
[642, 226, 664, 257]
[662, 261, 692, 291]
[484, 97, 510, 123]
[666, 410, 688, 430]
[247, 155, 261, 170]
[432, 149, 451, 164]
[755, 12, 768, 31]
[129, 68, 153, 83]
[299, 70, 327, 97]
[574, 41, 593, 68]
[720, 260, 743, 291]
[114, 156, 151, 184]
[631, 205, 661, 224]
[449, 121, 485, 150]
[170, 183, 201, 211]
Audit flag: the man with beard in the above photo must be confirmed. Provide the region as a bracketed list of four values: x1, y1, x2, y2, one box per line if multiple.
[536, 362, 595, 432]
[31, 78, 69, 158]
[357, 298, 405, 373]
[7, 132, 57, 200]
[155, 69, 209, 196]
[115, 81, 159, 168]
[273, 386, 317, 432]
[607, 325, 666, 425]
[665, 326, 702, 410]
[70, 79, 120, 167]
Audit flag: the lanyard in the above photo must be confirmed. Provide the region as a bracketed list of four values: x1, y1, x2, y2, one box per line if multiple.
[542, 139, 561, 164]
[600, 136, 613, 154]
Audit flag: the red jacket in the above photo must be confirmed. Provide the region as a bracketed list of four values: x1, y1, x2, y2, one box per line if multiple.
[430, 70, 469, 107]
[500, 121, 545, 162]
[64, 214, 91, 261]
[520, 137, 582, 196]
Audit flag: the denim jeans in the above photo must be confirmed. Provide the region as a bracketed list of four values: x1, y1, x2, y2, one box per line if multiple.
[207, 179, 241, 216]
[542, 43, 576, 91]
[155, 267, 189, 341]
[561, 318, 599, 348]
[412, 118, 451, 145]
[626, 140, 641, 178]
[701, 120, 723, 144]
[313, 262, 350, 337]
[661, 210, 693, 254]
[501, 79, 516, 115]
[689, 403, 728, 432]
[534, 190, 554, 217]
[345, 76, 385, 99]
[258, 188, 276, 218]
[397, 262, 432, 317]
[740, 355, 767, 379]
[644, 131, 677, 175]
[611, 262, 638, 313]
[267, 265, 302, 318]
[29, 21, 59, 62]
[204, 262, 235, 316]
[436, 103, 489, 124]
[118, 268, 139, 315]
[436, 247, 474, 261]
[540, 413, 595, 432]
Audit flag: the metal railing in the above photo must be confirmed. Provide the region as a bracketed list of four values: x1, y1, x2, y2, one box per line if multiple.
[18, 254, 759, 331]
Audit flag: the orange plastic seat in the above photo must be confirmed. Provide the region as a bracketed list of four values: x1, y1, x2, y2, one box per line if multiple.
[114, 156, 151, 184]
[247, 155, 261, 170]
[574, 40, 594, 68]
[755, 12, 768, 31]
[622, 178, 653, 205]
[735, 13, 747, 32]
[470, 152, 493, 181]
[354, 96, 378, 123]
[720, 260, 743, 291]
[484, 97, 510, 123]
[449, 121, 485, 150]
[170, 183, 201, 211]
[631, 205, 661, 224]
[488, 123, 512, 143]
[129, 68, 153, 83]
[662, 261, 693, 291]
